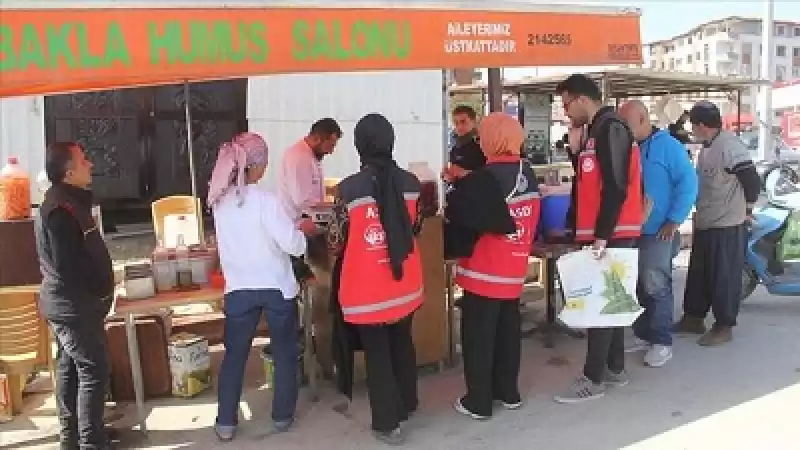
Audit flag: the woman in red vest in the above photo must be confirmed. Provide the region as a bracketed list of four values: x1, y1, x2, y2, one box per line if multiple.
[328, 114, 425, 445]
[452, 113, 541, 420]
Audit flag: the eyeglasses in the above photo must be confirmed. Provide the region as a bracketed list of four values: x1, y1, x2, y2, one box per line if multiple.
[562, 96, 578, 112]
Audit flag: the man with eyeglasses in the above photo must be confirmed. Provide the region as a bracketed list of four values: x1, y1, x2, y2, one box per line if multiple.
[553, 74, 644, 404]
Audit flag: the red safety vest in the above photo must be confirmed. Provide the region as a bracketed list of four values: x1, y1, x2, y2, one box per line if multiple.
[574, 137, 643, 242]
[339, 191, 424, 325]
[455, 160, 541, 300]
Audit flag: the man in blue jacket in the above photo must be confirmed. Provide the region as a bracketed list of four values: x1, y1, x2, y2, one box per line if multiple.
[620, 100, 698, 367]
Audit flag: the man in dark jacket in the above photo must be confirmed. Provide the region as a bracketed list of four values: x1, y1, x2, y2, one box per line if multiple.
[36, 142, 114, 449]
[553, 75, 638, 404]
[442, 105, 487, 184]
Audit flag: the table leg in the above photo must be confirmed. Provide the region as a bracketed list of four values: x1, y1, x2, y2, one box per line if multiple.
[445, 263, 457, 368]
[541, 257, 585, 348]
[302, 284, 318, 403]
[124, 313, 147, 433]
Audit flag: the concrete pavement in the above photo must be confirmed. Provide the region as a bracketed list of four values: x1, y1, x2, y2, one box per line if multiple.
[4, 253, 800, 449]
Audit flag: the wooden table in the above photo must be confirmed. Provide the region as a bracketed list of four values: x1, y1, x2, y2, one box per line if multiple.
[113, 285, 319, 434]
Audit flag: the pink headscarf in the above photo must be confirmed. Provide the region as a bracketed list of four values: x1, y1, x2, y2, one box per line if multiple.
[478, 112, 524, 158]
[207, 132, 269, 208]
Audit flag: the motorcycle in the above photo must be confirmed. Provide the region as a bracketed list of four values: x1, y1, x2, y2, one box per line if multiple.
[743, 162, 800, 300]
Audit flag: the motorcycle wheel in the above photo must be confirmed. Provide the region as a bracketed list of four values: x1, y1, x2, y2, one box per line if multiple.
[741, 266, 759, 301]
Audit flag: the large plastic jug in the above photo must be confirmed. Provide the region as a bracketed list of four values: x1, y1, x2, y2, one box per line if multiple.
[0, 157, 32, 221]
[408, 161, 439, 217]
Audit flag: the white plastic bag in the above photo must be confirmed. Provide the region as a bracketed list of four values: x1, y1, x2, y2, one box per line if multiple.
[557, 248, 643, 329]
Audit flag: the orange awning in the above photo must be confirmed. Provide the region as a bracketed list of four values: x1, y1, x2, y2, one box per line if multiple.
[0, 7, 642, 98]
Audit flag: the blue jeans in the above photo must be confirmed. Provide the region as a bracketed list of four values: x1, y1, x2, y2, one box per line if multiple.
[216, 289, 298, 426]
[633, 233, 680, 346]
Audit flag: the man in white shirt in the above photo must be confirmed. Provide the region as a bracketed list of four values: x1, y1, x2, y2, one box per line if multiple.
[277, 118, 343, 221]
[276, 118, 342, 379]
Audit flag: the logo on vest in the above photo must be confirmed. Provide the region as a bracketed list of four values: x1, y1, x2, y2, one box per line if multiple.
[586, 138, 595, 150]
[506, 222, 525, 243]
[507, 205, 532, 243]
[364, 224, 386, 248]
[581, 157, 595, 173]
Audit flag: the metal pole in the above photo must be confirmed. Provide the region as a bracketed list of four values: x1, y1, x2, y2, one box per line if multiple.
[487, 68, 503, 112]
[758, 0, 774, 162]
[183, 81, 205, 241]
[736, 90, 742, 137]
[183, 81, 198, 199]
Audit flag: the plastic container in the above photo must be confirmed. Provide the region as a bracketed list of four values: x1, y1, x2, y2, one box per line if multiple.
[540, 192, 571, 238]
[0, 157, 31, 221]
[260, 340, 305, 389]
[189, 254, 212, 285]
[408, 161, 439, 217]
[152, 240, 176, 292]
[175, 234, 193, 288]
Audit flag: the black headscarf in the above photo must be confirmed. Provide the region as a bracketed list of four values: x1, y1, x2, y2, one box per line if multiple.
[354, 114, 414, 280]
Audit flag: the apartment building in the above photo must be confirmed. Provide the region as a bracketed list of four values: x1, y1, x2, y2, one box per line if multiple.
[644, 16, 800, 117]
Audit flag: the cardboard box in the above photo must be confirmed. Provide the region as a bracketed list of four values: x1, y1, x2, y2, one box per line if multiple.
[168, 332, 211, 398]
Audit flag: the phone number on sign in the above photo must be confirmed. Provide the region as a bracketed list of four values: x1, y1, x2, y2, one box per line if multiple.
[527, 34, 572, 46]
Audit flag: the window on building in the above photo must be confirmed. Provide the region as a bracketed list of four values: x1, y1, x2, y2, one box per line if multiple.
[777, 45, 787, 57]
[661, 61, 666, 70]
[688, 36, 693, 45]
[776, 25, 786, 36]
[777, 65, 787, 82]
[687, 54, 693, 63]
[793, 67, 800, 78]
[696, 51, 701, 61]
[704, 64, 709, 75]
[706, 26, 717, 37]
[704, 44, 710, 60]
[794, 47, 800, 58]
[669, 58, 675, 69]
[795, 27, 800, 37]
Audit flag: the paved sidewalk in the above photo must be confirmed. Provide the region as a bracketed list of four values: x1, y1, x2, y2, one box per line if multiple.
[5, 253, 800, 450]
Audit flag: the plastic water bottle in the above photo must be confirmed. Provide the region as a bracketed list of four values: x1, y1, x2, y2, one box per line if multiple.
[175, 234, 193, 288]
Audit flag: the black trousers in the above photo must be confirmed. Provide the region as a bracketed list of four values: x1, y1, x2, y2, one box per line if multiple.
[583, 328, 625, 383]
[49, 317, 110, 450]
[355, 315, 418, 432]
[683, 224, 747, 327]
[460, 291, 521, 417]
[582, 239, 636, 384]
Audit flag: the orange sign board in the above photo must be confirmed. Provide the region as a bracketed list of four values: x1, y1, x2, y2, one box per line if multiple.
[0, 8, 642, 97]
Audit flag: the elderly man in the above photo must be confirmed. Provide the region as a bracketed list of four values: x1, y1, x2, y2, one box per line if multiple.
[619, 100, 698, 367]
[674, 101, 761, 346]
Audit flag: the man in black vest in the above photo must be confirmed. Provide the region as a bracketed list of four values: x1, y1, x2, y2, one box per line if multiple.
[36, 142, 114, 449]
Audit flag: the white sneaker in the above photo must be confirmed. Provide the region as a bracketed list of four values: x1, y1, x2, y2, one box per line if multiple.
[625, 337, 651, 353]
[644, 345, 673, 367]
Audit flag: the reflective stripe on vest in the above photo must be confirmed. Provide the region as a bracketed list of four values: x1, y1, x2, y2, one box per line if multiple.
[574, 147, 642, 242]
[454, 266, 525, 284]
[346, 192, 420, 210]
[341, 287, 424, 316]
[338, 188, 424, 324]
[454, 183, 541, 299]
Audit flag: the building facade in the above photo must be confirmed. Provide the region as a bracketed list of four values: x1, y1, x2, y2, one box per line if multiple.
[644, 16, 800, 117]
